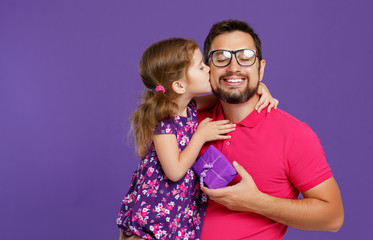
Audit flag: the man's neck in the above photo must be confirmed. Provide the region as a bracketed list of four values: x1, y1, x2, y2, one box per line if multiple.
[220, 95, 259, 123]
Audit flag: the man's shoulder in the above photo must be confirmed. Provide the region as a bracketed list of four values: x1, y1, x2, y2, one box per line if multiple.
[267, 108, 318, 138]
[269, 108, 302, 123]
[266, 108, 309, 130]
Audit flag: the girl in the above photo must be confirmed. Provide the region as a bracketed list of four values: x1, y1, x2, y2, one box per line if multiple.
[117, 38, 277, 240]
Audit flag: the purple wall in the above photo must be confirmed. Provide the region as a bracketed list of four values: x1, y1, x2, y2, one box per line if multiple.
[1, 0, 372, 239]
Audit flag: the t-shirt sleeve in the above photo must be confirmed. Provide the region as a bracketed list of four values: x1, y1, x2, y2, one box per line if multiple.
[154, 118, 175, 135]
[287, 122, 333, 192]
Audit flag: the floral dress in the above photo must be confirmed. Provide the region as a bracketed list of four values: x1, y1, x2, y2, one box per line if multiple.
[117, 100, 207, 240]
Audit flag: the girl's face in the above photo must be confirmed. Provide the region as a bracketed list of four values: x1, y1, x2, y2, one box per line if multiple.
[183, 48, 211, 96]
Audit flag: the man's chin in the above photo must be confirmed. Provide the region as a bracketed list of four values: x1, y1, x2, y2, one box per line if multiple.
[212, 86, 258, 104]
[213, 91, 249, 104]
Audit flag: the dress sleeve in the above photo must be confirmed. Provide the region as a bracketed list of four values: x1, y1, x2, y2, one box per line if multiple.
[154, 118, 175, 135]
[287, 122, 333, 192]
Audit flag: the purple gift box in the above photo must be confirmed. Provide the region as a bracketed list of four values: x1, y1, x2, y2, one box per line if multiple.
[193, 145, 237, 189]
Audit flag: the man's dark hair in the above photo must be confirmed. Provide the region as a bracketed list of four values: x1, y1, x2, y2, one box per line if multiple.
[203, 19, 263, 64]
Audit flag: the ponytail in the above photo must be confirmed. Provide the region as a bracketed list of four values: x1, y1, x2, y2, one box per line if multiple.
[131, 90, 178, 158]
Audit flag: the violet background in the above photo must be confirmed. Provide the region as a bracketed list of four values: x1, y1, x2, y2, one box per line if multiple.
[1, 0, 372, 239]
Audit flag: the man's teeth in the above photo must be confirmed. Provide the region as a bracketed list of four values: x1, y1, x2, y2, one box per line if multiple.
[225, 79, 244, 83]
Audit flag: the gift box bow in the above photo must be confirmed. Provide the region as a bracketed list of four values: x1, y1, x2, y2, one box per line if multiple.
[193, 145, 237, 189]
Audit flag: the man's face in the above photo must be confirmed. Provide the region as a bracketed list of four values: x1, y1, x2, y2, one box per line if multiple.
[209, 31, 266, 104]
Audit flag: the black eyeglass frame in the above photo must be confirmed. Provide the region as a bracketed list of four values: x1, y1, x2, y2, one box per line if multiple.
[208, 49, 258, 67]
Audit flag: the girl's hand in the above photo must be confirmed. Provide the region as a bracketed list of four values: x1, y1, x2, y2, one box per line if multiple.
[195, 118, 236, 142]
[256, 82, 279, 113]
[154, 118, 235, 182]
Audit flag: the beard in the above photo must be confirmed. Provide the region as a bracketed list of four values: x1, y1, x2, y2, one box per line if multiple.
[212, 73, 259, 104]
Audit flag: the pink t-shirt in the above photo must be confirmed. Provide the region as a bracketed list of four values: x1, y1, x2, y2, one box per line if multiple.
[198, 103, 332, 240]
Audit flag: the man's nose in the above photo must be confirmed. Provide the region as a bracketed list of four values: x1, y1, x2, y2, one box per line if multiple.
[226, 56, 241, 72]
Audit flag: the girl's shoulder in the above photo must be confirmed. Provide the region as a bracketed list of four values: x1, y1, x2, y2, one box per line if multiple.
[154, 117, 176, 135]
[153, 100, 196, 135]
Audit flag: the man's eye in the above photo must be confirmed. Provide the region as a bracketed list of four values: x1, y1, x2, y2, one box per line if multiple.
[215, 55, 228, 61]
[216, 58, 229, 63]
[239, 56, 253, 61]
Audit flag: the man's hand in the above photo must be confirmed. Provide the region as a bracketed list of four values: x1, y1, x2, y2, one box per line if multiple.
[202, 161, 344, 232]
[201, 161, 264, 212]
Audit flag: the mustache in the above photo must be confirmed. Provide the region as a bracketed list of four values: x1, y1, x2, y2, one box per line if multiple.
[218, 72, 249, 82]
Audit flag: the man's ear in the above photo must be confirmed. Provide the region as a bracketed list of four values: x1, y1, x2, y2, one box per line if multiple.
[171, 81, 186, 94]
[259, 59, 266, 82]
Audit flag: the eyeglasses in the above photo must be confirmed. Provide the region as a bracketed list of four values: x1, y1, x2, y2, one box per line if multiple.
[208, 49, 257, 67]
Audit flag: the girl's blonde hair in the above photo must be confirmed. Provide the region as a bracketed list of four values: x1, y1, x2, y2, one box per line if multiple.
[131, 38, 198, 158]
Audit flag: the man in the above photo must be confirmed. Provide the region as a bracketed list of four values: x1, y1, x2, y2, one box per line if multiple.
[198, 19, 344, 239]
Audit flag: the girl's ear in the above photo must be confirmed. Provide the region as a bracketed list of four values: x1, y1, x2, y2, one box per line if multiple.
[171, 81, 186, 94]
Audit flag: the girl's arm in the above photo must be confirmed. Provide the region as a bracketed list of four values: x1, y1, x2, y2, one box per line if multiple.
[194, 82, 279, 113]
[153, 118, 235, 182]
[255, 82, 279, 113]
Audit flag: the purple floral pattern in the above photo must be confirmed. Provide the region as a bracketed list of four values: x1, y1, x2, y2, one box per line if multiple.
[117, 100, 207, 239]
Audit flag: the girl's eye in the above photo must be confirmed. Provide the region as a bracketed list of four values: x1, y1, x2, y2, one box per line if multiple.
[200, 65, 204, 70]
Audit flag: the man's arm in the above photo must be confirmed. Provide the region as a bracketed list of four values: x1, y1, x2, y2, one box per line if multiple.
[202, 161, 344, 232]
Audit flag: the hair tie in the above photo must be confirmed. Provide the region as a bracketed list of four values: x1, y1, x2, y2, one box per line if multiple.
[155, 86, 165, 93]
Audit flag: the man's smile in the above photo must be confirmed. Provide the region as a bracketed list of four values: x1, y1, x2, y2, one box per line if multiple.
[220, 75, 247, 87]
